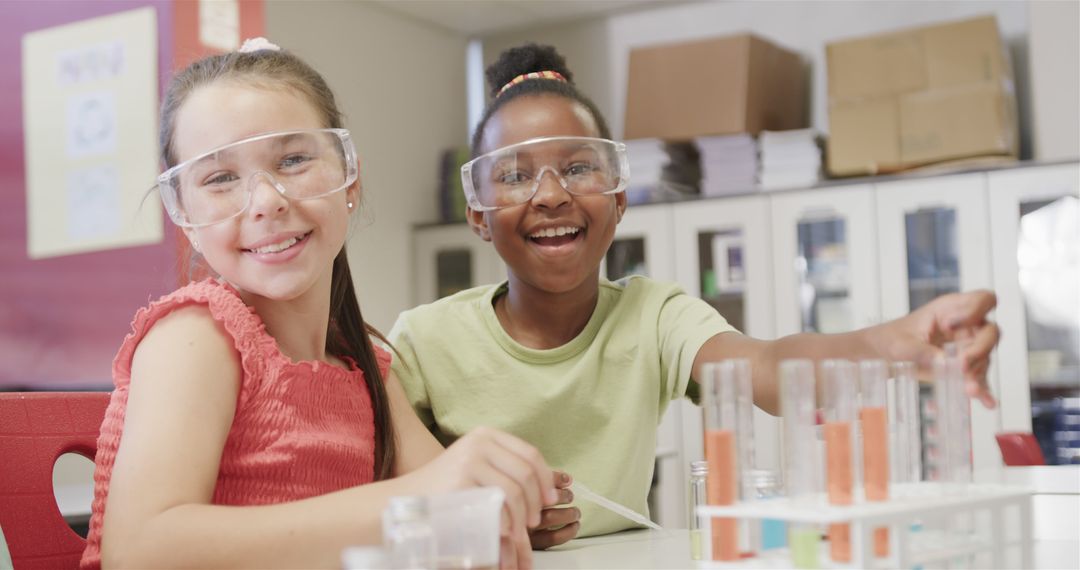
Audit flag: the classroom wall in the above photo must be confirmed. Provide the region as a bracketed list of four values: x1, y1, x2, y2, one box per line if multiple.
[267, 1, 469, 332]
[482, 1, 1034, 157]
[0, 1, 178, 390]
[1029, 0, 1080, 161]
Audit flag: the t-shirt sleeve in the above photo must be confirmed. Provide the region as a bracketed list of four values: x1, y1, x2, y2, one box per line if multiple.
[387, 311, 436, 429]
[657, 288, 737, 405]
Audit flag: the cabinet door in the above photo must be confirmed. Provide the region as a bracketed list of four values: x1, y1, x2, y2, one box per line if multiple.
[604, 203, 673, 281]
[770, 186, 881, 337]
[989, 163, 1080, 465]
[607, 203, 684, 528]
[875, 173, 1001, 472]
[671, 195, 781, 477]
[413, 224, 504, 306]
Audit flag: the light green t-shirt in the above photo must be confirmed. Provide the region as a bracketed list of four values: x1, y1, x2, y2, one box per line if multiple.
[389, 276, 735, 537]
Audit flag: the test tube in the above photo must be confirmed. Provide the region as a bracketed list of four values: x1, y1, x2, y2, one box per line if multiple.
[781, 359, 819, 569]
[822, 359, 856, 563]
[702, 360, 744, 561]
[888, 361, 922, 485]
[934, 343, 972, 485]
[859, 359, 890, 558]
[731, 359, 759, 558]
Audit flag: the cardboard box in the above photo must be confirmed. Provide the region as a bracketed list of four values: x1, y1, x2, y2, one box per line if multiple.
[624, 34, 806, 140]
[826, 15, 1018, 176]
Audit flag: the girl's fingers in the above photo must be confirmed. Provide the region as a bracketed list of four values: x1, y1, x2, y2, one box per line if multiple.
[963, 322, 1000, 370]
[943, 290, 997, 330]
[487, 429, 558, 505]
[538, 506, 580, 529]
[499, 534, 516, 570]
[471, 460, 530, 539]
[513, 525, 533, 570]
[484, 443, 544, 528]
[530, 521, 581, 550]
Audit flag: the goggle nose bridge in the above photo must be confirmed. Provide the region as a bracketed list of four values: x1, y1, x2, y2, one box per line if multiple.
[531, 165, 572, 193]
[245, 169, 294, 199]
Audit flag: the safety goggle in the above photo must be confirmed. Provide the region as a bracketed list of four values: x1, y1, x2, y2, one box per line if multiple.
[157, 128, 358, 228]
[461, 136, 629, 211]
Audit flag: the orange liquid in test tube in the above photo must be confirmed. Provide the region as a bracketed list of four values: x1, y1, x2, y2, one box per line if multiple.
[862, 406, 890, 557]
[705, 429, 738, 561]
[824, 421, 852, 562]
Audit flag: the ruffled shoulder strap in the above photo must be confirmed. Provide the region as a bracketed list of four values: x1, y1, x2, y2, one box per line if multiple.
[112, 279, 275, 408]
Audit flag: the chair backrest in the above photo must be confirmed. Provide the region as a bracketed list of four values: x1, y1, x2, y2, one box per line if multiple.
[995, 432, 1047, 466]
[0, 392, 109, 570]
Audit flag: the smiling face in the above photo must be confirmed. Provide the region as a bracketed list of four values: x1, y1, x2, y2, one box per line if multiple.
[469, 93, 626, 296]
[174, 81, 357, 301]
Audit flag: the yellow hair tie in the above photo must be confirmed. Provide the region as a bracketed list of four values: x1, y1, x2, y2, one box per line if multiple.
[497, 70, 567, 97]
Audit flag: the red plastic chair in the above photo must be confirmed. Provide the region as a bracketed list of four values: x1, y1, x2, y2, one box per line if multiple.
[995, 432, 1047, 466]
[0, 392, 109, 570]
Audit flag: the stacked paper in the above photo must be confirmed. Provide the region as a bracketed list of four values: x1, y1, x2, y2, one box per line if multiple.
[695, 134, 758, 196]
[624, 139, 700, 205]
[758, 129, 822, 191]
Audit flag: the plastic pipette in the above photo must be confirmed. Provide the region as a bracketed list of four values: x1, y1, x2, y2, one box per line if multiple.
[571, 481, 662, 531]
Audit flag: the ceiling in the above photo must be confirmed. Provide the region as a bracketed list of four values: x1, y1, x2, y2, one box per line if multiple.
[370, 0, 670, 36]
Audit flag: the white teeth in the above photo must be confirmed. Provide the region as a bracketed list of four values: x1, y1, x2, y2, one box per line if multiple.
[530, 226, 580, 239]
[251, 235, 302, 254]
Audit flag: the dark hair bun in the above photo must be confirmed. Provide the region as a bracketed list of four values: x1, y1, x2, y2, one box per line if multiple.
[486, 43, 574, 98]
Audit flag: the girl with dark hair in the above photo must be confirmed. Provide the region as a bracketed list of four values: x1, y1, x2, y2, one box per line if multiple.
[390, 43, 1001, 548]
[81, 40, 557, 569]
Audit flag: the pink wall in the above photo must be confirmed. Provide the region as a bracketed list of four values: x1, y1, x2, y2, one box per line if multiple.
[0, 2, 177, 390]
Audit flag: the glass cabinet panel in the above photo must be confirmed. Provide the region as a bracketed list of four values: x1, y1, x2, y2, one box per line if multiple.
[905, 208, 960, 310]
[606, 238, 648, 280]
[1019, 197, 1080, 464]
[697, 230, 746, 333]
[436, 249, 472, 299]
[795, 218, 852, 333]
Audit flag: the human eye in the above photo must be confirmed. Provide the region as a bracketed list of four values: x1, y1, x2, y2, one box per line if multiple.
[494, 168, 531, 186]
[279, 153, 314, 170]
[200, 171, 239, 191]
[565, 161, 599, 177]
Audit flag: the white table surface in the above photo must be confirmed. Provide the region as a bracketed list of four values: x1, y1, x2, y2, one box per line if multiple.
[535, 529, 694, 569]
[536, 529, 1078, 570]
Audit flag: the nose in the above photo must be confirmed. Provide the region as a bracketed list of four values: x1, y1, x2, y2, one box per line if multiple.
[247, 171, 290, 220]
[530, 166, 571, 210]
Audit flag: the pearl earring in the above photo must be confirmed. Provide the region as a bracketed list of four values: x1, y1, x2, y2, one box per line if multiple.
[347, 202, 354, 209]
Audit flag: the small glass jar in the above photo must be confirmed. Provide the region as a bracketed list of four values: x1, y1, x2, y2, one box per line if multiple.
[382, 496, 436, 569]
[687, 460, 708, 560]
[750, 469, 787, 550]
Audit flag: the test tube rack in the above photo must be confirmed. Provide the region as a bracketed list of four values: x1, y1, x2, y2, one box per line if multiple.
[696, 482, 1033, 569]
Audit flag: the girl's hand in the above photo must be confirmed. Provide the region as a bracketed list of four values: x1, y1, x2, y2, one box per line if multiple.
[406, 426, 558, 568]
[877, 290, 1000, 408]
[529, 471, 580, 550]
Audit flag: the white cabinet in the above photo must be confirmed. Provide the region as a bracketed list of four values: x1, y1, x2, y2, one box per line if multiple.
[603, 202, 674, 281]
[607, 203, 686, 529]
[874, 173, 1002, 472]
[988, 163, 1080, 465]
[769, 185, 882, 336]
[670, 195, 782, 480]
[412, 223, 505, 305]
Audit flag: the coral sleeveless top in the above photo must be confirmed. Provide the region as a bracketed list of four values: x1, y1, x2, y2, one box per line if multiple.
[80, 279, 388, 569]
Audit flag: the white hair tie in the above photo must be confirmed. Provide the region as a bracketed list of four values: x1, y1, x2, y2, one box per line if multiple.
[239, 37, 281, 53]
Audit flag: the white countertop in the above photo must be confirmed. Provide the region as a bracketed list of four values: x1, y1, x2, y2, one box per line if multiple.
[536, 529, 1078, 570]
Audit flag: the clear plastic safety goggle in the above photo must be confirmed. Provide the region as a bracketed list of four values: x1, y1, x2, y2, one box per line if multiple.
[157, 128, 358, 228]
[461, 136, 629, 211]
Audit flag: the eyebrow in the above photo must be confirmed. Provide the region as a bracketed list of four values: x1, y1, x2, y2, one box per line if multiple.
[186, 133, 311, 170]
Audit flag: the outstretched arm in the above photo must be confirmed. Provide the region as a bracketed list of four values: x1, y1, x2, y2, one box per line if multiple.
[691, 290, 1000, 414]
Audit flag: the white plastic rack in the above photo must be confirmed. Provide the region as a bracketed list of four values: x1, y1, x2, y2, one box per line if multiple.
[696, 482, 1033, 569]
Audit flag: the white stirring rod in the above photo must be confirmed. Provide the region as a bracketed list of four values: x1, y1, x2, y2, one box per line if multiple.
[571, 481, 663, 531]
